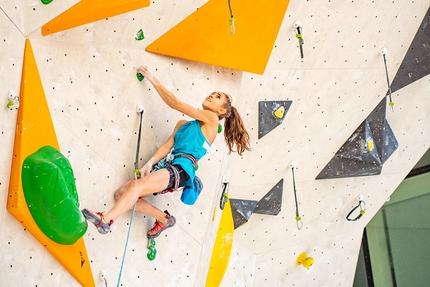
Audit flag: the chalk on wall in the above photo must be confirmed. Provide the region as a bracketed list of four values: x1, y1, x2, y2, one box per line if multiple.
[316, 97, 398, 179]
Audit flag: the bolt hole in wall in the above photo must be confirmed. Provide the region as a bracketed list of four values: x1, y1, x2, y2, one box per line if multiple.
[353, 148, 430, 287]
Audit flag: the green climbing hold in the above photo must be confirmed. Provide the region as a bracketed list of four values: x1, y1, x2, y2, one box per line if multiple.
[137, 73, 144, 81]
[22, 146, 87, 245]
[134, 169, 141, 177]
[389, 101, 395, 107]
[7, 101, 14, 109]
[41, 0, 54, 4]
[147, 238, 157, 261]
[218, 123, 222, 134]
[135, 29, 145, 41]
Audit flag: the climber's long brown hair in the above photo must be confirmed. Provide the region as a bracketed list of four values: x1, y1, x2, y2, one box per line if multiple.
[218, 93, 251, 156]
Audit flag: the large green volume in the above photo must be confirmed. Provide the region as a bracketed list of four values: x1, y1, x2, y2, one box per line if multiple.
[22, 146, 87, 245]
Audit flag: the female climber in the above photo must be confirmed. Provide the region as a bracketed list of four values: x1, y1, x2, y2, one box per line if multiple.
[82, 66, 251, 238]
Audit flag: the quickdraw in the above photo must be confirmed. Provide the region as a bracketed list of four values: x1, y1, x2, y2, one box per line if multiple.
[346, 196, 366, 221]
[290, 162, 303, 230]
[381, 47, 395, 113]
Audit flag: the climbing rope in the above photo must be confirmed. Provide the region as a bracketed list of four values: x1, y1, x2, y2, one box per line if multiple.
[291, 166, 303, 230]
[117, 108, 143, 287]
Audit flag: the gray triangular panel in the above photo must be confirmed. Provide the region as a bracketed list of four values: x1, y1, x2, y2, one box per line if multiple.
[258, 101, 292, 139]
[379, 119, 399, 164]
[253, 179, 283, 215]
[316, 97, 398, 179]
[230, 199, 258, 229]
[391, 7, 430, 93]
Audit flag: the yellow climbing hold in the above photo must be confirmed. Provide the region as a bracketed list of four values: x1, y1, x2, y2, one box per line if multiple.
[296, 252, 314, 268]
[367, 140, 374, 151]
[274, 106, 285, 119]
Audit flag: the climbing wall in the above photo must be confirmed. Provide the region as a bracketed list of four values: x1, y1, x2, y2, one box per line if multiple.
[1, 0, 429, 286]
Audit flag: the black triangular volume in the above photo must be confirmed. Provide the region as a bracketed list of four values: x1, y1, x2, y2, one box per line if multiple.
[316, 97, 399, 179]
[366, 97, 398, 164]
[230, 199, 258, 229]
[379, 119, 399, 164]
[315, 122, 384, 180]
[253, 179, 283, 215]
[391, 7, 430, 93]
[258, 101, 292, 139]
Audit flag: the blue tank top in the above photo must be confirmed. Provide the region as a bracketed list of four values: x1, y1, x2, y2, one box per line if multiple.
[172, 120, 211, 183]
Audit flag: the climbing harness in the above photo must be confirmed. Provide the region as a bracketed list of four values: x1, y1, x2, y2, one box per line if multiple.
[151, 153, 203, 205]
[294, 21, 304, 59]
[228, 0, 235, 34]
[290, 163, 303, 230]
[117, 105, 144, 287]
[346, 196, 366, 221]
[381, 47, 394, 113]
[151, 153, 198, 193]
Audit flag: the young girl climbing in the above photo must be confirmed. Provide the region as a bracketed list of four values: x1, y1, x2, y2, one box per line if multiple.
[82, 66, 251, 238]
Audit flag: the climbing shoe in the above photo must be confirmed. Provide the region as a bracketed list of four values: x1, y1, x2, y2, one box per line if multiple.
[81, 209, 113, 234]
[147, 210, 176, 239]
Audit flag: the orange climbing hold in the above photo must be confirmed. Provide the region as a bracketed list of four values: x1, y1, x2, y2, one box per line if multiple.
[42, 0, 150, 36]
[146, 0, 290, 74]
[7, 39, 95, 287]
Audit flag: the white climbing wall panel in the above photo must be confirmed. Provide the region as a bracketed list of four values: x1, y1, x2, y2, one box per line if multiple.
[1, 0, 429, 286]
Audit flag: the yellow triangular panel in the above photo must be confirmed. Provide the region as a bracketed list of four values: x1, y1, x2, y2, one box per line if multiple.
[146, 0, 290, 74]
[42, 0, 150, 36]
[206, 199, 234, 286]
[7, 39, 95, 287]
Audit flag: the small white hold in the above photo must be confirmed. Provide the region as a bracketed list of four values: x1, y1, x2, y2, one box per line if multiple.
[99, 270, 109, 281]
[8, 90, 18, 101]
[380, 47, 387, 56]
[289, 160, 297, 169]
[7, 90, 19, 109]
[293, 20, 301, 29]
[136, 104, 145, 114]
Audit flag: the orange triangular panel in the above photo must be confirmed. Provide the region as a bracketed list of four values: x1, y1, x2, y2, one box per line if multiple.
[146, 0, 290, 74]
[42, 0, 150, 36]
[7, 39, 95, 287]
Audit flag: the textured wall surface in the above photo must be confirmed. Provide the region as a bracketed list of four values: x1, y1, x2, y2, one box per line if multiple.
[1, 0, 429, 286]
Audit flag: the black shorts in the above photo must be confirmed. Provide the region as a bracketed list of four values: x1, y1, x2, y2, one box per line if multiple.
[165, 164, 190, 190]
